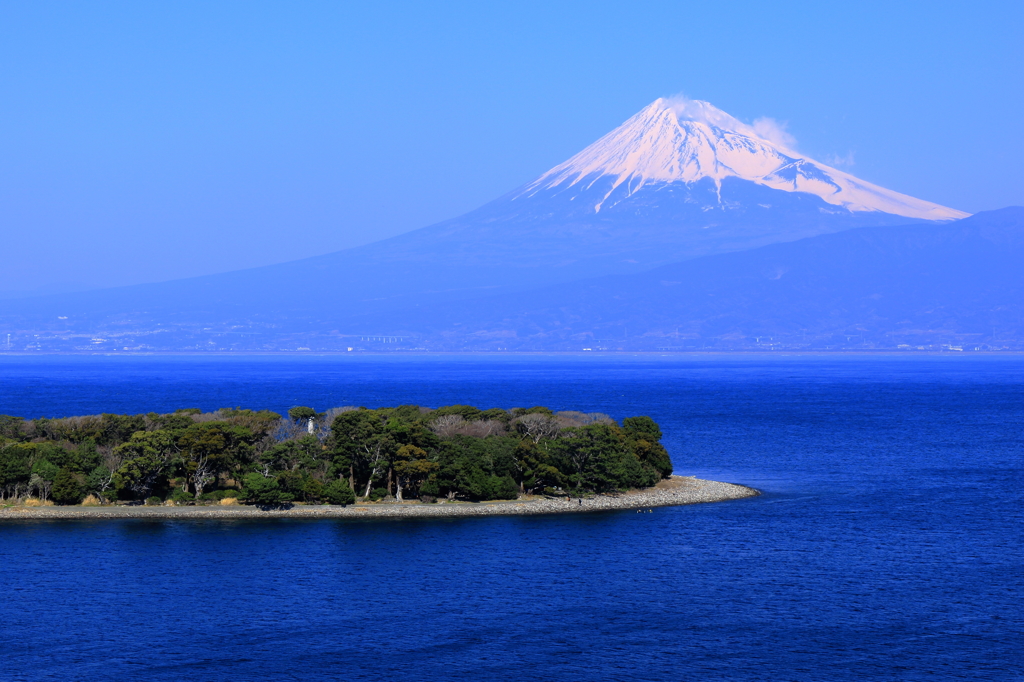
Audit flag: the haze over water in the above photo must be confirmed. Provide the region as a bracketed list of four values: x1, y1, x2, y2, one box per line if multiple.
[0, 354, 1020, 680]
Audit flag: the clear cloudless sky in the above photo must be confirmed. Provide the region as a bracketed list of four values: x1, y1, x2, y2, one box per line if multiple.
[1, 0, 1022, 295]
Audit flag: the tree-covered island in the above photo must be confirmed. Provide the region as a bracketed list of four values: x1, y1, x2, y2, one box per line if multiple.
[0, 405, 673, 507]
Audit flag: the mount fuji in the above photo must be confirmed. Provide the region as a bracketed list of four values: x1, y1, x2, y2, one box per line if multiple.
[330, 97, 965, 304]
[2, 98, 970, 349]
[517, 98, 963, 221]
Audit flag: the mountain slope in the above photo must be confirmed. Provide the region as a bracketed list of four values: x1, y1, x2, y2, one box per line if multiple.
[358, 207, 1024, 350]
[1, 98, 968, 346]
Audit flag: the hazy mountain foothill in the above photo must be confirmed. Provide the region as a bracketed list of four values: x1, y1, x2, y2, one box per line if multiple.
[387, 207, 1023, 352]
[3, 99, 1018, 353]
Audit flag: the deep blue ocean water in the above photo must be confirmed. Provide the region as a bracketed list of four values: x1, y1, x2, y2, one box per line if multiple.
[0, 353, 1021, 681]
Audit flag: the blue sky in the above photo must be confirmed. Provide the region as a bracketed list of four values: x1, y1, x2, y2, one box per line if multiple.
[2, 0, 1021, 295]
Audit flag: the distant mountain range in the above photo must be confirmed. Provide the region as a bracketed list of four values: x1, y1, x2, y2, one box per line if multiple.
[5, 98, 1014, 353]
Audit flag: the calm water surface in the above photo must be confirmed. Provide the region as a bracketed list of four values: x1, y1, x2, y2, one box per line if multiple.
[0, 354, 1021, 680]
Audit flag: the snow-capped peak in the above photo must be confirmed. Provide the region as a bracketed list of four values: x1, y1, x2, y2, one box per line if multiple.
[518, 98, 967, 221]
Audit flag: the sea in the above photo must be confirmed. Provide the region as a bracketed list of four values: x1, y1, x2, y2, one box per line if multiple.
[0, 353, 1021, 681]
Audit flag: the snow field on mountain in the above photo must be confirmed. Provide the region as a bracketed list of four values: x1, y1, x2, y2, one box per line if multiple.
[519, 98, 967, 221]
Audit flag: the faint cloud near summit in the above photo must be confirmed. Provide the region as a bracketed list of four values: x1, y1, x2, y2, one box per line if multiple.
[662, 94, 798, 151]
[825, 151, 857, 168]
[751, 117, 797, 150]
[662, 94, 865, 174]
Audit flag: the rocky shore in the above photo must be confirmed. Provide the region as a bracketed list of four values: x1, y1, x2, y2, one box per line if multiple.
[0, 476, 758, 521]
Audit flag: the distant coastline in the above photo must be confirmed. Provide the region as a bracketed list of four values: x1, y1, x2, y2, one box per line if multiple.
[2, 349, 1018, 357]
[0, 476, 758, 521]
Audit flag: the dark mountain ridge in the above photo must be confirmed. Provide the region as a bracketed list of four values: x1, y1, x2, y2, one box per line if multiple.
[376, 207, 1024, 351]
[5, 208, 1020, 352]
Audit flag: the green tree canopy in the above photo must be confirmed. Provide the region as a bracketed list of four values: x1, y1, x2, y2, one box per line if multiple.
[288, 406, 318, 423]
[1, 404, 672, 505]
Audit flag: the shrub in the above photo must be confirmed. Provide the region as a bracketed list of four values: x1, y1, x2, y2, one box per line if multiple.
[302, 478, 324, 503]
[101, 487, 120, 503]
[489, 475, 519, 500]
[170, 488, 193, 503]
[241, 473, 292, 507]
[51, 469, 85, 505]
[368, 487, 389, 502]
[199, 489, 241, 501]
[146, 496, 162, 506]
[323, 479, 355, 506]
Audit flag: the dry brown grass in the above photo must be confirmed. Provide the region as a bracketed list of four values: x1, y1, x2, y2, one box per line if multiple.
[23, 498, 55, 507]
[219, 497, 239, 506]
[81, 494, 102, 506]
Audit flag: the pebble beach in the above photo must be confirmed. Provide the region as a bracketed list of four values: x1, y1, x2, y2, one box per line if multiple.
[0, 476, 758, 521]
